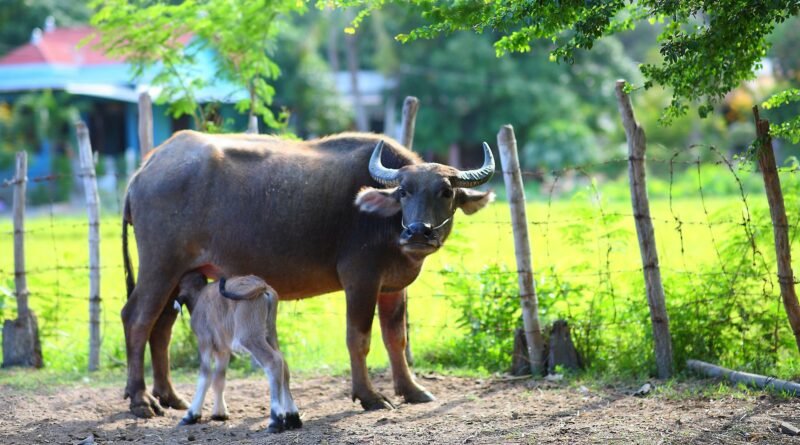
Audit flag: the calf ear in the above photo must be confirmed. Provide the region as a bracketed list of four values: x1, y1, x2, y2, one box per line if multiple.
[456, 189, 495, 215]
[355, 187, 401, 216]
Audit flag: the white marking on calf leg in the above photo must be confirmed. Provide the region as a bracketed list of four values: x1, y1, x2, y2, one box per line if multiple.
[245, 338, 287, 432]
[211, 350, 231, 420]
[181, 348, 212, 425]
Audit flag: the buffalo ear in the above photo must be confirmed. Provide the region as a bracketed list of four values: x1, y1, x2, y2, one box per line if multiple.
[456, 188, 495, 215]
[355, 187, 401, 216]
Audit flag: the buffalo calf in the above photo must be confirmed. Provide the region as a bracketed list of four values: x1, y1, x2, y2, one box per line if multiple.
[176, 271, 300, 433]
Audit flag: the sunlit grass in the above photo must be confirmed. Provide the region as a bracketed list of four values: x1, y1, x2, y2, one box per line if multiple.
[0, 167, 798, 381]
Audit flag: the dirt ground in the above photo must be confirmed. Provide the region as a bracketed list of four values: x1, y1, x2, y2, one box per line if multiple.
[2, 371, 800, 444]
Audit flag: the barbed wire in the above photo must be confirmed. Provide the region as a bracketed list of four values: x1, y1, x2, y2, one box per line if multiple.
[0, 143, 796, 370]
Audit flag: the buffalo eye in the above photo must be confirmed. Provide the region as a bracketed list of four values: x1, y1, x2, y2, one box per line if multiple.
[440, 188, 454, 199]
[398, 187, 408, 198]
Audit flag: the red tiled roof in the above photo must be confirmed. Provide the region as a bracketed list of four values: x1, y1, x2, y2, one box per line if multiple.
[0, 27, 118, 66]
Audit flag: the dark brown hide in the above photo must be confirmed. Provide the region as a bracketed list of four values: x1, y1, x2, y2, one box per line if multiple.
[121, 131, 493, 417]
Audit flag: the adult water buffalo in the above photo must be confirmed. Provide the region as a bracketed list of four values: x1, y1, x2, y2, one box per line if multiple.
[121, 131, 495, 418]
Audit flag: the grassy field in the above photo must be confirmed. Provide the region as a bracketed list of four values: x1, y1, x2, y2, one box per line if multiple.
[1, 168, 799, 380]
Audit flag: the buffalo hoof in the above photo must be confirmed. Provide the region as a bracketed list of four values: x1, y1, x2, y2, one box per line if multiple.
[153, 390, 189, 410]
[403, 389, 436, 404]
[130, 392, 165, 418]
[359, 393, 396, 411]
[267, 410, 286, 434]
[210, 414, 229, 422]
[285, 412, 302, 430]
[178, 411, 201, 426]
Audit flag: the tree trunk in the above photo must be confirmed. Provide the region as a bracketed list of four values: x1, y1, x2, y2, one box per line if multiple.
[497, 124, 546, 375]
[246, 115, 259, 134]
[76, 121, 102, 372]
[615, 80, 673, 378]
[753, 106, 800, 352]
[2, 151, 43, 368]
[138, 92, 153, 163]
[344, 13, 368, 132]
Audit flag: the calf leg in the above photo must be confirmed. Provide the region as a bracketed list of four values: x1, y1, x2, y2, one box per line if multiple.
[179, 347, 213, 425]
[265, 326, 300, 429]
[344, 283, 394, 410]
[245, 338, 293, 433]
[149, 300, 189, 410]
[210, 351, 231, 421]
[378, 290, 435, 403]
[122, 274, 180, 418]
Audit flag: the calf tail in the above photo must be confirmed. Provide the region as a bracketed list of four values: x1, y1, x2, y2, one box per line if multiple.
[218, 277, 263, 301]
[122, 194, 135, 299]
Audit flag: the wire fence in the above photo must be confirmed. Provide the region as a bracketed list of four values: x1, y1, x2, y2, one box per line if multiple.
[0, 135, 797, 375]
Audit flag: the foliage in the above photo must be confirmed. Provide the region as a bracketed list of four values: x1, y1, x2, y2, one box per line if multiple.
[341, 0, 799, 123]
[423, 264, 521, 372]
[0, 91, 83, 201]
[343, 4, 639, 167]
[272, 11, 352, 137]
[90, 0, 307, 131]
[763, 88, 800, 143]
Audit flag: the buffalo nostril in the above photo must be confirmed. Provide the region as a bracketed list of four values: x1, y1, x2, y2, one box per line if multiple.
[407, 222, 434, 238]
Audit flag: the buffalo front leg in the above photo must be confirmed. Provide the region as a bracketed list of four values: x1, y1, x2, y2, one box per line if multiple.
[345, 284, 395, 410]
[149, 301, 189, 410]
[378, 290, 435, 404]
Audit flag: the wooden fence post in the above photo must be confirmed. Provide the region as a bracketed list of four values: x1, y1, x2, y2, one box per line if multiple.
[138, 92, 154, 163]
[497, 124, 546, 375]
[753, 106, 800, 352]
[246, 115, 259, 134]
[2, 151, 43, 368]
[76, 121, 102, 372]
[398, 96, 419, 366]
[615, 80, 673, 378]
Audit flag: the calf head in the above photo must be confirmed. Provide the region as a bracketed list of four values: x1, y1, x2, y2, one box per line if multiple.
[177, 271, 207, 313]
[356, 140, 495, 258]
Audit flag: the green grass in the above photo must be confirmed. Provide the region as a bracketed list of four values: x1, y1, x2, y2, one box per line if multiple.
[1, 166, 799, 382]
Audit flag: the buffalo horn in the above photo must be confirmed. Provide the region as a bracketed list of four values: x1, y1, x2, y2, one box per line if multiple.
[451, 142, 495, 188]
[368, 140, 401, 187]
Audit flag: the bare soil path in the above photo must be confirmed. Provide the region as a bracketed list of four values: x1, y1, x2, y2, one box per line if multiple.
[2, 372, 799, 444]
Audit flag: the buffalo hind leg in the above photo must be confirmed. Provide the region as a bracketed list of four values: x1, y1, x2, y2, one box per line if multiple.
[378, 290, 435, 404]
[122, 266, 181, 418]
[344, 283, 395, 410]
[150, 300, 189, 410]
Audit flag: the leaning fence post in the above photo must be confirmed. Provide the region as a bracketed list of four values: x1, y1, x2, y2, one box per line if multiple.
[138, 92, 154, 163]
[615, 80, 673, 378]
[753, 106, 800, 353]
[76, 121, 102, 372]
[2, 151, 43, 368]
[497, 124, 546, 375]
[398, 96, 419, 366]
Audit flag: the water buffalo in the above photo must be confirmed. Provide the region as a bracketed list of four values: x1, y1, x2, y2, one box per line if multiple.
[121, 131, 495, 418]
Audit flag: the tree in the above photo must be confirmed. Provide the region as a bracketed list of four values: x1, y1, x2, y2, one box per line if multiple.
[0, 0, 90, 56]
[343, 0, 799, 123]
[90, 0, 307, 131]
